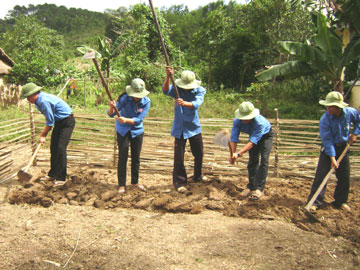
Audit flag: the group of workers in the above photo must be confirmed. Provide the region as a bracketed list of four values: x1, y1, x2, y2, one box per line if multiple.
[20, 66, 360, 212]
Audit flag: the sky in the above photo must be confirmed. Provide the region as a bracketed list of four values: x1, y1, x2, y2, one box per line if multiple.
[1, 0, 242, 20]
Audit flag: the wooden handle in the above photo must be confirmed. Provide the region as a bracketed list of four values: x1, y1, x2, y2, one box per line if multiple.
[304, 143, 350, 211]
[227, 141, 233, 157]
[24, 144, 42, 172]
[148, 0, 180, 99]
[92, 58, 120, 117]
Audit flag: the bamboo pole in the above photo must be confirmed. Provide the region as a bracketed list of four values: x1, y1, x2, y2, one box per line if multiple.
[84, 78, 86, 108]
[274, 108, 279, 177]
[113, 128, 117, 168]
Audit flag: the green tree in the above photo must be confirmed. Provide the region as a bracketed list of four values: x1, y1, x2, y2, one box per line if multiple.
[255, 12, 360, 94]
[0, 15, 66, 86]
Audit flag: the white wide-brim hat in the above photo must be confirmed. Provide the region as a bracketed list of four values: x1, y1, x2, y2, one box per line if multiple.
[319, 91, 348, 108]
[235, 101, 260, 120]
[125, 78, 149, 98]
[175, 70, 201, 89]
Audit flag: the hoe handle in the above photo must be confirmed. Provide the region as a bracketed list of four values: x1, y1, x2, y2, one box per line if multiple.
[24, 144, 42, 172]
[92, 58, 120, 117]
[304, 143, 350, 211]
[149, 0, 180, 100]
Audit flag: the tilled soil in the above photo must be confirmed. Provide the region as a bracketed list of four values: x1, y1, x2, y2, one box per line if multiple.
[7, 166, 360, 247]
[1, 166, 359, 269]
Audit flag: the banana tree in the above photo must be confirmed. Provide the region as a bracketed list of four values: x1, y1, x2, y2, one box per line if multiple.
[255, 12, 360, 94]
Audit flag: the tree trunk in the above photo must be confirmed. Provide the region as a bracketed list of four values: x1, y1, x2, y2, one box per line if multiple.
[333, 79, 344, 95]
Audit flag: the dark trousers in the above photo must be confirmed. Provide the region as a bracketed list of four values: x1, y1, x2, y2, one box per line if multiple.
[48, 115, 75, 181]
[307, 143, 350, 207]
[247, 130, 273, 191]
[173, 133, 204, 189]
[117, 132, 143, 187]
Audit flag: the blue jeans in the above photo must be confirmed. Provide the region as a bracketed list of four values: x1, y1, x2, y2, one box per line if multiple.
[247, 130, 273, 191]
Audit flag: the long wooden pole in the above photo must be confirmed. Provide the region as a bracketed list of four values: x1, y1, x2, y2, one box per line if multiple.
[92, 58, 120, 117]
[148, 0, 180, 99]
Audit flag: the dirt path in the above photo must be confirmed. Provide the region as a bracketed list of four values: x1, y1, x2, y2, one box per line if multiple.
[0, 167, 359, 269]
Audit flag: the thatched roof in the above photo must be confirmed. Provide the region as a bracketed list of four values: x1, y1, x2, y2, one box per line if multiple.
[0, 48, 14, 75]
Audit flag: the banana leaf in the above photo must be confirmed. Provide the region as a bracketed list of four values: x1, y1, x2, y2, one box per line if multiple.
[255, 61, 313, 81]
[279, 41, 327, 62]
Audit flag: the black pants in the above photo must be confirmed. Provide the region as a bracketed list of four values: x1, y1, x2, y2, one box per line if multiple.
[117, 132, 143, 187]
[307, 143, 350, 207]
[247, 130, 273, 191]
[173, 133, 204, 189]
[48, 115, 75, 181]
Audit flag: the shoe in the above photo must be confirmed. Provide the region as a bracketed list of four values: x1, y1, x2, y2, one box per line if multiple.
[309, 205, 318, 213]
[239, 188, 252, 198]
[177, 186, 188, 193]
[118, 187, 126, 194]
[249, 189, 263, 201]
[340, 203, 351, 212]
[53, 180, 66, 187]
[191, 175, 208, 182]
[133, 184, 147, 192]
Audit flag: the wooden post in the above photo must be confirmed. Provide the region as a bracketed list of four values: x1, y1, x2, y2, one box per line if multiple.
[83, 78, 86, 108]
[113, 128, 117, 168]
[274, 108, 279, 177]
[29, 102, 37, 165]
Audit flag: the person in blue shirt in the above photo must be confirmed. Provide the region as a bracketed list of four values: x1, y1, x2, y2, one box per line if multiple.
[230, 101, 273, 200]
[21, 83, 75, 186]
[108, 78, 150, 194]
[307, 91, 360, 212]
[163, 67, 206, 193]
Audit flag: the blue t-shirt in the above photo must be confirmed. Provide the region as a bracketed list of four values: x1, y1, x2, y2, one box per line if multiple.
[107, 94, 150, 138]
[35, 92, 72, 126]
[230, 115, 271, 145]
[163, 85, 206, 139]
[320, 107, 360, 156]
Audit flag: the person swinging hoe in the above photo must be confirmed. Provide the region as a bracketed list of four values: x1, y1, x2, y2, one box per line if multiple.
[229, 101, 274, 201]
[307, 91, 360, 212]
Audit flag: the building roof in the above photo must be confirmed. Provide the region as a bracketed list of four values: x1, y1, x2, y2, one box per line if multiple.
[0, 48, 14, 75]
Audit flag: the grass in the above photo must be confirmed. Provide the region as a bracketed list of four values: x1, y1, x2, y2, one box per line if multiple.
[0, 89, 321, 122]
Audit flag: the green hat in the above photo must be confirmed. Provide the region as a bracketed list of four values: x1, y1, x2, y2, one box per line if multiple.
[235, 101, 260, 120]
[21, 83, 42, 99]
[175, 70, 201, 90]
[125, 78, 149, 98]
[319, 91, 348, 108]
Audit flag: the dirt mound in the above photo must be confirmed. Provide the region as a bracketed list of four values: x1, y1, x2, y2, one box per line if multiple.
[8, 167, 360, 245]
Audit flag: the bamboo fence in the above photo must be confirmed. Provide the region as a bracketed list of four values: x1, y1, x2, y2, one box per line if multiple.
[0, 106, 359, 183]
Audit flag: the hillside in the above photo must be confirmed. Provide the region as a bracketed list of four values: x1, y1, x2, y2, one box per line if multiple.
[0, 3, 110, 53]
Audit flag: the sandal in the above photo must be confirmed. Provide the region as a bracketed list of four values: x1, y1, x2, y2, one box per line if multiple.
[177, 186, 188, 193]
[239, 188, 252, 198]
[118, 187, 126, 194]
[53, 180, 66, 187]
[249, 189, 263, 201]
[133, 184, 147, 192]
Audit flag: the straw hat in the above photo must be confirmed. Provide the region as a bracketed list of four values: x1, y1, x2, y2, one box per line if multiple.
[125, 78, 149, 98]
[235, 101, 260, 120]
[319, 91, 348, 108]
[21, 83, 42, 99]
[175, 70, 201, 89]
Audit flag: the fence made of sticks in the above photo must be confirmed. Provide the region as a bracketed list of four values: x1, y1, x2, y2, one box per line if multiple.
[1, 106, 359, 183]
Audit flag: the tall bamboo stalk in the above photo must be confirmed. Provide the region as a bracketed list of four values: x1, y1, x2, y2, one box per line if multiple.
[29, 102, 37, 165]
[274, 108, 279, 177]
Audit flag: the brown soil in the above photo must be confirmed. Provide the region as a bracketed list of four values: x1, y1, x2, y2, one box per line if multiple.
[1, 166, 359, 269]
